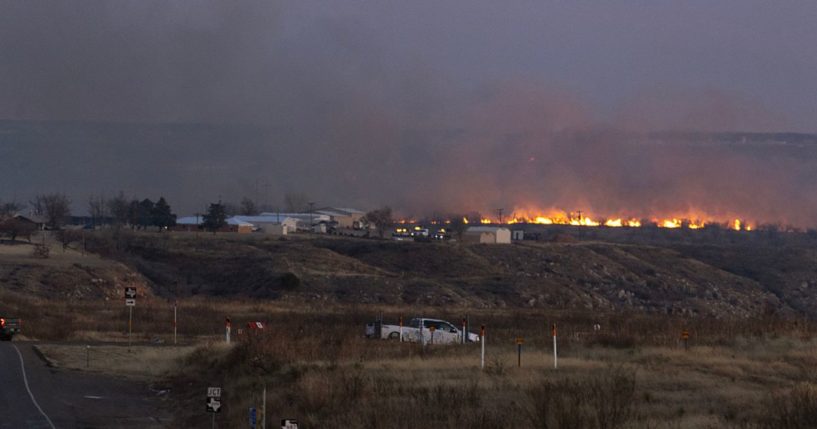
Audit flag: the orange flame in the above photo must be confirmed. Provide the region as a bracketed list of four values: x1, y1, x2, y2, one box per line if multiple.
[396, 209, 754, 231]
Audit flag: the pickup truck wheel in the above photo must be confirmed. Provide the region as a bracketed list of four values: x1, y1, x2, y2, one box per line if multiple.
[388, 332, 400, 340]
[0, 334, 9, 341]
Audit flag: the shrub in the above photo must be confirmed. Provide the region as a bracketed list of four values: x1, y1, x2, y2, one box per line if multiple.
[280, 272, 301, 290]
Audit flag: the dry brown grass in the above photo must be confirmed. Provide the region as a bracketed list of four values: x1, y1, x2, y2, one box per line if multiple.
[36, 344, 197, 380]
[140, 307, 817, 429]
[5, 286, 817, 427]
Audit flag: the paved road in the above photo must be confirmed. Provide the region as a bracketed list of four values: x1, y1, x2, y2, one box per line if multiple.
[0, 342, 169, 428]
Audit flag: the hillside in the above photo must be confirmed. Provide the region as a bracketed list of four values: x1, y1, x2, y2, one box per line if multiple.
[4, 230, 817, 318]
[48, 230, 815, 319]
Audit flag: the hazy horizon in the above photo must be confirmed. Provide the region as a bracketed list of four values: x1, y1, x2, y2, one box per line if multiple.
[2, 2, 817, 225]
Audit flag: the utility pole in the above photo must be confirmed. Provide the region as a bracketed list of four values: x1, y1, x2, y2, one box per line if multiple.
[496, 208, 504, 224]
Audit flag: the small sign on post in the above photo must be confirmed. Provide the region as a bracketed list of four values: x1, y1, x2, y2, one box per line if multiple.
[429, 325, 436, 345]
[206, 386, 222, 429]
[124, 287, 136, 351]
[681, 329, 690, 350]
[206, 387, 222, 412]
[249, 407, 257, 429]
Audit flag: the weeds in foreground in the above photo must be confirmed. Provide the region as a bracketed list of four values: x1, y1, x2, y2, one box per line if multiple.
[757, 383, 817, 429]
[527, 366, 638, 429]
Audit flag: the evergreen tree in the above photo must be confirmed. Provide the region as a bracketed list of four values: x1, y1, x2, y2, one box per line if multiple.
[137, 199, 155, 229]
[202, 202, 227, 234]
[152, 197, 176, 230]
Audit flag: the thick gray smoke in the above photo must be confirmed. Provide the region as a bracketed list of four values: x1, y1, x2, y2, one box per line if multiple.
[1, 2, 816, 226]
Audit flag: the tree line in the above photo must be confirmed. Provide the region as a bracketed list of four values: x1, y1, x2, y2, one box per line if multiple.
[0, 192, 177, 236]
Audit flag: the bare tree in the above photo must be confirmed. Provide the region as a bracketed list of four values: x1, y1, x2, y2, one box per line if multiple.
[0, 200, 21, 218]
[222, 201, 239, 217]
[364, 206, 393, 238]
[88, 194, 107, 228]
[0, 218, 37, 243]
[107, 192, 130, 226]
[32, 193, 71, 229]
[283, 193, 309, 212]
[239, 197, 259, 216]
[448, 214, 469, 241]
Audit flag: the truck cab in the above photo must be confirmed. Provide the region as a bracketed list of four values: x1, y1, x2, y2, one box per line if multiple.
[0, 317, 21, 341]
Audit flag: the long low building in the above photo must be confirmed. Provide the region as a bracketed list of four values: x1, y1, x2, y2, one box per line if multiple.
[175, 216, 254, 233]
[231, 215, 298, 235]
[315, 207, 366, 229]
[176, 213, 317, 235]
[258, 212, 332, 231]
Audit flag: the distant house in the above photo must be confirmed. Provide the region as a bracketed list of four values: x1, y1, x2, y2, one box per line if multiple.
[462, 226, 512, 244]
[13, 213, 45, 230]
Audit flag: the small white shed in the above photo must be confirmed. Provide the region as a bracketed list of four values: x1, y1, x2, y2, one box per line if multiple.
[462, 226, 512, 244]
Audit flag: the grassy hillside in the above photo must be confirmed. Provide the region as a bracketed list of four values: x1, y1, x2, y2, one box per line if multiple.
[55, 229, 817, 319]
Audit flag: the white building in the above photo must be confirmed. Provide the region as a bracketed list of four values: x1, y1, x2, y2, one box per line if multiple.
[175, 216, 254, 233]
[462, 226, 512, 244]
[259, 212, 331, 232]
[232, 215, 298, 235]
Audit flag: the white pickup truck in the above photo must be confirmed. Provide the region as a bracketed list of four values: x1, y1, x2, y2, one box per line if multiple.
[365, 317, 479, 345]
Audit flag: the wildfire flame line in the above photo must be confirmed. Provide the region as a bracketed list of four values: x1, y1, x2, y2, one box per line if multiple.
[400, 210, 754, 231]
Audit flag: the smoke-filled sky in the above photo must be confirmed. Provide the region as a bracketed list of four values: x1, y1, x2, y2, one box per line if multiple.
[2, 1, 817, 225]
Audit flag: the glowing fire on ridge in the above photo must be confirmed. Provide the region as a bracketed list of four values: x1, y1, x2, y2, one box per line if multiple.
[400, 209, 754, 231]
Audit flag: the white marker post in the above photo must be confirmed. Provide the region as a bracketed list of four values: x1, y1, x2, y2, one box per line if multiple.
[225, 317, 232, 344]
[173, 300, 178, 345]
[480, 325, 486, 370]
[128, 306, 133, 351]
[399, 316, 403, 342]
[262, 383, 267, 429]
[124, 287, 136, 352]
[552, 323, 558, 369]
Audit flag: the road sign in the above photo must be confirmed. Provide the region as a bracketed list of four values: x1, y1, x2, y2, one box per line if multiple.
[125, 298, 136, 307]
[249, 408, 257, 429]
[206, 397, 221, 413]
[124, 287, 137, 299]
[281, 419, 298, 429]
[206, 387, 222, 413]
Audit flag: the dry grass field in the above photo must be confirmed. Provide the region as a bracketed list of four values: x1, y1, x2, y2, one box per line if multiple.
[19, 295, 817, 428]
[5, 231, 817, 427]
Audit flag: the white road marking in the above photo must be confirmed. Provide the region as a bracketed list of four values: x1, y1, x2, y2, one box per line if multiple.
[13, 344, 57, 429]
[83, 395, 104, 399]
